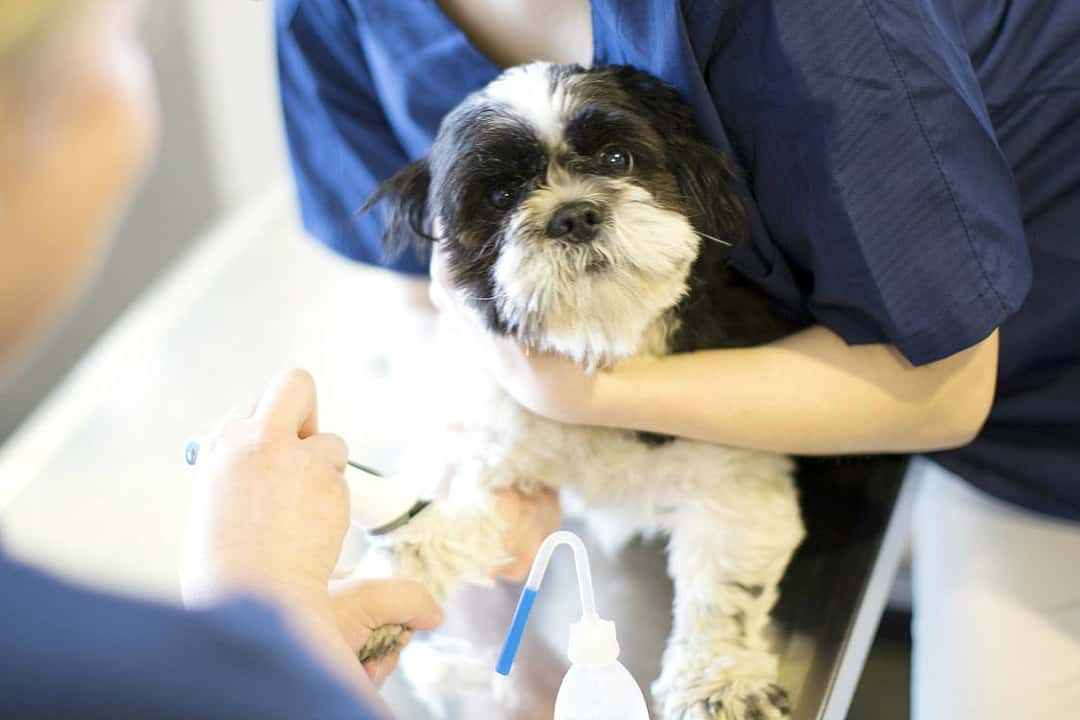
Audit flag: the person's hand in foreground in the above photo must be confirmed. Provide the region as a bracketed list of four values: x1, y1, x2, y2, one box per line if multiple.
[181, 368, 442, 700]
[330, 575, 441, 686]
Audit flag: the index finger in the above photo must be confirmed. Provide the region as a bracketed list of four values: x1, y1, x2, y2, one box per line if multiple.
[333, 577, 444, 632]
[253, 368, 319, 438]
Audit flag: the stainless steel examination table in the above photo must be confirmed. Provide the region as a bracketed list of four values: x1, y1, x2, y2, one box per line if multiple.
[0, 192, 915, 720]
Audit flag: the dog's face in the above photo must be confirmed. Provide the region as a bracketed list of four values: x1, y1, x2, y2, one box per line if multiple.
[371, 63, 747, 368]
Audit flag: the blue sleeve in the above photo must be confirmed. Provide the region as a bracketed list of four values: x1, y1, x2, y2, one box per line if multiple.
[713, 0, 1032, 365]
[0, 552, 376, 720]
[275, 0, 428, 275]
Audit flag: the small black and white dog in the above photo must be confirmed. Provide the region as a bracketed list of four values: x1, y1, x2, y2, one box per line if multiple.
[363, 62, 805, 720]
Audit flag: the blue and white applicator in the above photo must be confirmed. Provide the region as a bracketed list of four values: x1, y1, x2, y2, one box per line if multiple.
[496, 530, 650, 719]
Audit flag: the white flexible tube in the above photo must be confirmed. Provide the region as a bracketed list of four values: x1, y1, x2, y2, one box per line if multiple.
[525, 530, 598, 619]
[497, 530, 602, 676]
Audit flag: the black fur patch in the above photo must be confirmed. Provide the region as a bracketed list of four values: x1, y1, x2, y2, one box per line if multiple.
[670, 239, 795, 353]
[431, 106, 547, 332]
[744, 697, 767, 720]
[360, 158, 433, 260]
[765, 684, 792, 715]
[636, 430, 676, 446]
[568, 65, 795, 351]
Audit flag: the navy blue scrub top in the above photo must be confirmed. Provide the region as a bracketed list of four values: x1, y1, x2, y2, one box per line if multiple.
[0, 549, 374, 720]
[276, 0, 1080, 521]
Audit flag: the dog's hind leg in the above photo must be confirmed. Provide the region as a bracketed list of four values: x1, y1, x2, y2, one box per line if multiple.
[652, 477, 804, 720]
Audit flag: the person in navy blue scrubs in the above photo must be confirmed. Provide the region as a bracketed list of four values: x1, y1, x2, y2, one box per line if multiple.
[0, 3, 444, 718]
[276, 1, 1080, 716]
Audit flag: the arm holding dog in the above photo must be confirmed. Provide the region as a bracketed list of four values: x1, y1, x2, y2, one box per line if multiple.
[433, 258, 998, 456]
[592, 325, 998, 454]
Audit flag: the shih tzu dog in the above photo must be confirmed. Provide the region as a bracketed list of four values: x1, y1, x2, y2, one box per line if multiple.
[361, 62, 805, 720]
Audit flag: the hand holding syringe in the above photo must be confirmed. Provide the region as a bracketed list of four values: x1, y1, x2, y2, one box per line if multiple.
[179, 369, 442, 696]
[185, 438, 430, 536]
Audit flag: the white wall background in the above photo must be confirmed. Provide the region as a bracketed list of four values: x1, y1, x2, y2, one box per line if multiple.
[183, 0, 289, 207]
[0, 0, 289, 441]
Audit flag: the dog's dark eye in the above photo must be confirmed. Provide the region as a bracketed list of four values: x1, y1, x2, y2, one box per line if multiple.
[599, 146, 632, 173]
[489, 188, 516, 211]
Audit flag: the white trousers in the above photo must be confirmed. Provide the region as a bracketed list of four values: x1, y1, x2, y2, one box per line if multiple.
[909, 456, 1080, 719]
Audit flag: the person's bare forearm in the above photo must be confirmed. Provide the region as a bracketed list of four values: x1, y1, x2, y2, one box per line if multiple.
[591, 326, 998, 455]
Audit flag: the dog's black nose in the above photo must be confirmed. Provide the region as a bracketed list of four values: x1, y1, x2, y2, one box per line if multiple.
[546, 201, 605, 242]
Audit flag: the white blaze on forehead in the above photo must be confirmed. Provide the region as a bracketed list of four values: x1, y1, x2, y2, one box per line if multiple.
[521, 165, 609, 221]
[483, 62, 571, 147]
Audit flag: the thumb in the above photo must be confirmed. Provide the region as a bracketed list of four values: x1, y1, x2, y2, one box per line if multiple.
[331, 577, 444, 638]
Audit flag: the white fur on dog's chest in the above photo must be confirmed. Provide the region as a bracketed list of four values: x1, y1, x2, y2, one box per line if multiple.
[440, 344, 797, 541]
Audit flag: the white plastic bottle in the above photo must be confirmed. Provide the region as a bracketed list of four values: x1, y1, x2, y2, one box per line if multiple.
[496, 531, 650, 720]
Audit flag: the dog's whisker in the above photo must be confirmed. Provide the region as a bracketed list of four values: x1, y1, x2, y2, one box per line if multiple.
[697, 231, 733, 247]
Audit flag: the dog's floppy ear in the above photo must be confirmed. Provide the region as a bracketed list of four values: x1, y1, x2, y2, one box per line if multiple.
[671, 142, 748, 251]
[360, 158, 434, 260]
[604, 65, 749, 249]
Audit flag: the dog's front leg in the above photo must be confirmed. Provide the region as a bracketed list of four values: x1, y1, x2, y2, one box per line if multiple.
[653, 502, 802, 720]
[355, 445, 542, 662]
[356, 494, 508, 660]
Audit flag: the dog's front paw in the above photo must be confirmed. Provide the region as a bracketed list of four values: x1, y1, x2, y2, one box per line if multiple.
[354, 501, 506, 664]
[653, 644, 790, 720]
[663, 681, 790, 720]
[358, 623, 406, 663]
[366, 502, 507, 597]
